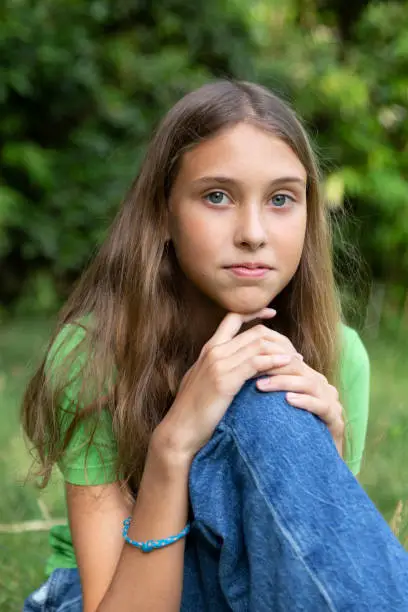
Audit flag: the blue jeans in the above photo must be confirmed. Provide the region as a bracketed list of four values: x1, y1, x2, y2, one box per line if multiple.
[23, 568, 82, 611]
[24, 381, 408, 611]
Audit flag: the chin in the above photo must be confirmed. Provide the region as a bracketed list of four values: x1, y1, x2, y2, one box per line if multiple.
[220, 297, 276, 316]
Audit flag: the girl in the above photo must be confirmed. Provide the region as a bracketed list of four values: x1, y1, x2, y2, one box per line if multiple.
[22, 80, 372, 611]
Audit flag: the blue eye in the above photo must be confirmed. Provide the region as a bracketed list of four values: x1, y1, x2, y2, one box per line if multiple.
[205, 191, 229, 205]
[271, 194, 293, 208]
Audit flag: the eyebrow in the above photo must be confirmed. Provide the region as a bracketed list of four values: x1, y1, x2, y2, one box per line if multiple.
[191, 175, 307, 189]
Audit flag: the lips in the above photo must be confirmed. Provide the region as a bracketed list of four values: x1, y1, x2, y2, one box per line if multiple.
[225, 264, 272, 269]
[226, 266, 270, 278]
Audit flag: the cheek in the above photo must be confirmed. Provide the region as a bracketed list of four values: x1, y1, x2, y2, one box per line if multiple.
[171, 210, 224, 272]
[273, 213, 306, 263]
[173, 202, 224, 246]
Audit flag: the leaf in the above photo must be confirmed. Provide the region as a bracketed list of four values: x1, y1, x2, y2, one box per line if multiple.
[3, 143, 54, 189]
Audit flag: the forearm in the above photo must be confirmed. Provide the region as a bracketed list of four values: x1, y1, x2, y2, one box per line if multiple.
[98, 433, 191, 612]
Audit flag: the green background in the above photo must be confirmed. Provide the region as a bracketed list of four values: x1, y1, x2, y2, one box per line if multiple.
[0, 1, 407, 609]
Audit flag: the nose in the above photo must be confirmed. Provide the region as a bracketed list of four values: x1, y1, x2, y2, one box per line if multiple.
[234, 204, 268, 250]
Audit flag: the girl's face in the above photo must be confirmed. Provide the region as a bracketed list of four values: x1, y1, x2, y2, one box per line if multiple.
[168, 122, 307, 320]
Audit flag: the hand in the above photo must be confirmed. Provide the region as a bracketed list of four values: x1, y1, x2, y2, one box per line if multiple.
[256, 356, 345, 456]
[155, 307, 297, 462]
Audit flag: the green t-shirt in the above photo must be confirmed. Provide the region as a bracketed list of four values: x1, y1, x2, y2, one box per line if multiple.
[44, 322, 370, 577]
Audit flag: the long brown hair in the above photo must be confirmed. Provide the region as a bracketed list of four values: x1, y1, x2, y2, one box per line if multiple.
[21, 80, 342, 495]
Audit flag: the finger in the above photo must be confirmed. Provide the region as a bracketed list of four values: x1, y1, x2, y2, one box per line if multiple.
[220, 348, 293, 379]
[224, 352, 293, 390]
[243, 324, 299, 353]
[228, 326, 298, 360]
[207, 308, 276, 348]
[262, 356, 305, 376]
[239, 326, 296, 354]
[285, 393, 331, 420]
[256, 374, 314, 395]
[286, 393, 341, 429]
[228, 338, 284, 364]
[250, 353, 294, 374]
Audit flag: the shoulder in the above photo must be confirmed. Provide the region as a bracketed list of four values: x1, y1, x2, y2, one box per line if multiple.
[45, 316, 92, 385]
[47, 316, 118, 483]
[338, 324, 371, 475]
[339, 323, 370, 382]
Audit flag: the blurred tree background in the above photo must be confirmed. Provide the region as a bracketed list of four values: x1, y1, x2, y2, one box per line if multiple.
[0, 0, 407, 608]
[1, 0, 408, 317]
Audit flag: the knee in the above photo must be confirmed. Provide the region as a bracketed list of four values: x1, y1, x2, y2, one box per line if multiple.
[223, 378, 331, 450]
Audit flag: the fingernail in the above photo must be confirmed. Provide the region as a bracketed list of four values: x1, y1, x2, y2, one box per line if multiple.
[257, 378, 270, 388]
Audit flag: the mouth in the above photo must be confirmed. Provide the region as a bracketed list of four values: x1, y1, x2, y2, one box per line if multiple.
[225, 262, 273, 270]
[225, 266, 271, 278]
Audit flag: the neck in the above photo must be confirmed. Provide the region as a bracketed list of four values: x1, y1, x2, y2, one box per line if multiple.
[182, 282, 226, 352]
[181, 278, 280, 351]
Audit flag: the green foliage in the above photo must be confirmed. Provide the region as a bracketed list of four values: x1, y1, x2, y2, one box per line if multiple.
[1, 0, 408, 311]
[0, 0, 255, 311]
[251, 0, 408, 283]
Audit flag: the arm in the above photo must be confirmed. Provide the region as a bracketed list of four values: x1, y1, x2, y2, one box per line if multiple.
[61, 309, 283, 609]
[342, 360, 370, 476]
[340, 329, 370, 477]
[67, 431, 191, 612]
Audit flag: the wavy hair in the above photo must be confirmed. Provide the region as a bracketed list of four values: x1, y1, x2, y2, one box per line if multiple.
[21, 80, 342, 495]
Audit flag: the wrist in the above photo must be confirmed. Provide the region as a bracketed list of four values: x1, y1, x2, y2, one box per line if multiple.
[149, 425, 194, 474]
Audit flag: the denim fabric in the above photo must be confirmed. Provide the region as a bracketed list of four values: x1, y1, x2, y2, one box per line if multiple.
[23, 568, 82, 611]
[23, 382, 408, 611]
[182, 380, 408, 611]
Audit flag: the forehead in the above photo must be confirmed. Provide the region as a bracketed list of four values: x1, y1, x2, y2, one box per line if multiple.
[177, 122, 307, 182]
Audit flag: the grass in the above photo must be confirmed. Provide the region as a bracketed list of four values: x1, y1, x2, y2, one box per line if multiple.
[0, 316, 407, 610]
[0, 319, 67, 610]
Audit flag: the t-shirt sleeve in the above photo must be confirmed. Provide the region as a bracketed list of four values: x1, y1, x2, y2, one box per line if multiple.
[46, 322, 118, 486]
[339, 326, 370, 476]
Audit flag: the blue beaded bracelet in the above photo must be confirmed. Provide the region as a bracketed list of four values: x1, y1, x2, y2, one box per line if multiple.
[122, 517, 191, 552]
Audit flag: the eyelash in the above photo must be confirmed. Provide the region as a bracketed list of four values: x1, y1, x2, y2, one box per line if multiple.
[203, 190, 296, 208]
